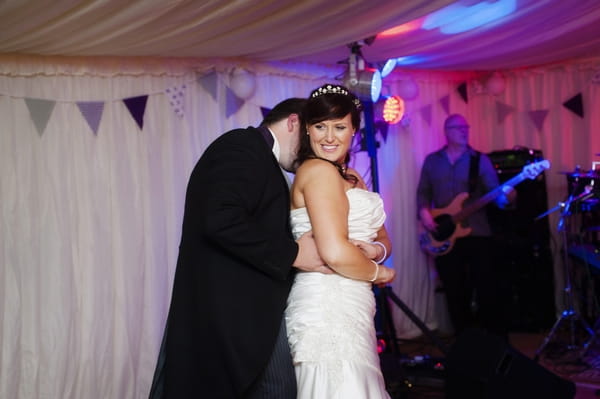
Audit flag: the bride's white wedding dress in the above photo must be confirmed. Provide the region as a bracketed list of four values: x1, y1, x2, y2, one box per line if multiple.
[285, 188, 390, 399]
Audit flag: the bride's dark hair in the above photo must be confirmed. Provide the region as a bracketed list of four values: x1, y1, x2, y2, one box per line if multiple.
[293, 84, 362, 184]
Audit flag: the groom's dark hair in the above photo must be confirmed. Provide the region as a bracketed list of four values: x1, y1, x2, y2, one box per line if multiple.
[260, 98, 306, 127]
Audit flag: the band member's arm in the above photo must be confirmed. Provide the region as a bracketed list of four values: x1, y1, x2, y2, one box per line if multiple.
[479, 154, 516, 209]
[418, 207, 437, 232]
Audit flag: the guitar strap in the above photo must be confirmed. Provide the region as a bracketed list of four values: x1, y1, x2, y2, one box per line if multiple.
[468, 150, 481, 194]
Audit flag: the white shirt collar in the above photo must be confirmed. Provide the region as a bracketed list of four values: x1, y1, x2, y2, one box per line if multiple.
[267, 127, 280, 161]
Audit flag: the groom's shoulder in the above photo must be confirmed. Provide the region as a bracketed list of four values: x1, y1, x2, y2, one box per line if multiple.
[202, 126, 259, 152]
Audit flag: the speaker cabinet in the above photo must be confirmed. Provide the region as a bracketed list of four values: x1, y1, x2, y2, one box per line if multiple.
[445, 329, 576, 399]
[487, 148, 556, 331]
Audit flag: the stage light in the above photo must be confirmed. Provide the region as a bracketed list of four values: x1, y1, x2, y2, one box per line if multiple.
[342, 41, 383, 103]
[343, 68, 382, 103]
[350, 68, 381, 103]
[380, 58, 397, 78]
[382, 96, 405, 124]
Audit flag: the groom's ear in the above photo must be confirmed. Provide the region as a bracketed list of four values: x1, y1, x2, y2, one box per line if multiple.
[287, 113, 300, 132]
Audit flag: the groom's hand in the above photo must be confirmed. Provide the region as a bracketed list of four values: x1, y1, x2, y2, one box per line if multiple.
[293, 231, 333, 274]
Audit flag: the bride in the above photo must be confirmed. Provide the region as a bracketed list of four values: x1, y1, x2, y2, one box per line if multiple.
[286, 84, 396, 398]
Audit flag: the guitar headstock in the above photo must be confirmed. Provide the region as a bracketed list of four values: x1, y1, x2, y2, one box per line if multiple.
[522, 160, 550, 180]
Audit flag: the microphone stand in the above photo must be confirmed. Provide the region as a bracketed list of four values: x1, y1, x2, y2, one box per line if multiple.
[533, 187, 596, 361]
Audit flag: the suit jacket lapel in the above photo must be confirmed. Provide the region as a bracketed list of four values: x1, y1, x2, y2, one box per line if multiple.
[257, 126, 274, 149]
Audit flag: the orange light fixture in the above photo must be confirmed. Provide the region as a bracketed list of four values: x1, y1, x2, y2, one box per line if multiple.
[382, 96, 405, 124]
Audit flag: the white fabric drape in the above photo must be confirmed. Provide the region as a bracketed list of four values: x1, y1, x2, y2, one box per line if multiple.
[1, 55, 600, 398]
[0, 58, 330, 399]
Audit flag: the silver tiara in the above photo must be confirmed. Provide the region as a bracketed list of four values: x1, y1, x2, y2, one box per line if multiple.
[311, 84, 362, 110]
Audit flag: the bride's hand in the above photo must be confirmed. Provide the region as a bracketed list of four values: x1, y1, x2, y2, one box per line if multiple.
[373, 265, 395, 286]
[349, 239, 379, 260]
[349, 239, 385, 261]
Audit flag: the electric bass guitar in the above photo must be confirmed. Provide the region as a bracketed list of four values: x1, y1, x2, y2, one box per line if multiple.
[419, 160, 550, 257]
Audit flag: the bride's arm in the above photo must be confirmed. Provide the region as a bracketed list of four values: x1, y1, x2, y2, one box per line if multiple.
[294, 160, 394, 284]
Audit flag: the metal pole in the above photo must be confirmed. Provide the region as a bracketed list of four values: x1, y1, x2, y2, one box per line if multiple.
[362, 100, 379, 192]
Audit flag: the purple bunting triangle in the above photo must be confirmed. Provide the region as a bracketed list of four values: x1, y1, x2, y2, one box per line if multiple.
[439, 95, 450, 115]
[123, 95, 148, 130]
[225, 86, 244, 118]
[374, 120, 389, 142]
[77, 101, 104, 135]
[419, 104, 432, 126]
[528, 109, 549, 133]
[457, 82, 468, 104]
[495, 101, 514, 125]
[562, 93, 583, 118]
[25, 98, 56, 137]
[198, 71, 218, 102]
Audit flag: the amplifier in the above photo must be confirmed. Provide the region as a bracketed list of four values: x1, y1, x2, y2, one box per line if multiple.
[487, 147, 545, 175]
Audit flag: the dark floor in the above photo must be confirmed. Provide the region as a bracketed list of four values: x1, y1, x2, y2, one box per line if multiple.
[380, 328, 600, 399]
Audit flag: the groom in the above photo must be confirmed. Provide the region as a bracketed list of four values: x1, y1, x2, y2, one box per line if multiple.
[148, 98, 327, 398]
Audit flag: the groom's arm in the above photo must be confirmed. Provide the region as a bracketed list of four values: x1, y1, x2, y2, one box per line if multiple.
[293, 231, 331, 274]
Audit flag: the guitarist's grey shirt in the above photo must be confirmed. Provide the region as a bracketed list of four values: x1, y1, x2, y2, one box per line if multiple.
[416, 146, 501, 237]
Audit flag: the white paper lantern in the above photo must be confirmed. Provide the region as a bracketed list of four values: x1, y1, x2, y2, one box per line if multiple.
[230, 68, 257, 100]
[397, 77, 419, 100]
[485, 72, 505, 95]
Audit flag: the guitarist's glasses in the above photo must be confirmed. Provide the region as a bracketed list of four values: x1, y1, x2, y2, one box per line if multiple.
[446, 125, 470, 130]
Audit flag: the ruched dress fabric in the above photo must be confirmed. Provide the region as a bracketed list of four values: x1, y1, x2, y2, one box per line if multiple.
[285, 188, 391, 399]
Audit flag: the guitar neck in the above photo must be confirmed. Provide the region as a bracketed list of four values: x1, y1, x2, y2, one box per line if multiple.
[453, 172, 526, 222]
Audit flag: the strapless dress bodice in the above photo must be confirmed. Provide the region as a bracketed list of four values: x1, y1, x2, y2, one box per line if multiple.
[290, 187, 386, 242]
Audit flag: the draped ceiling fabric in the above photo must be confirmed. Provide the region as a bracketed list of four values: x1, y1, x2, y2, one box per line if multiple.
[1, 0, 600, 70]
[2, 1, 600, 399]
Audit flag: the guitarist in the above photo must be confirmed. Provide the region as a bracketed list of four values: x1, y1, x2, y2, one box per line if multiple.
[416, 114, 516, 339]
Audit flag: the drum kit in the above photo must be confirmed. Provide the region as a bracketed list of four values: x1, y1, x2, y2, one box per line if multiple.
[559, 158, 600, 212]
[534, 153, 600, 360]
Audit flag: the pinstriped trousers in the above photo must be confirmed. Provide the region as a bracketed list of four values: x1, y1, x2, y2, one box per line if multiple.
[246, 317, 297, 398]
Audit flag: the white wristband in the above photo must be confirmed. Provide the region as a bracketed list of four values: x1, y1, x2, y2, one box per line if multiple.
[372, 241, 387, 263]
[369, 260, 380, 282]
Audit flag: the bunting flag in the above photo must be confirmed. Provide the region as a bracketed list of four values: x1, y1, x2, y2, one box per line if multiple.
[562, 93, 583, 118]
[260, 107, 272, 119]
[25, 98, 56, 137]
[495, 101, 515, 125]
[528, 109, 549, 133]
[165, 84, 187, 118]
[225, 86, 244, 118]
[419, 104, 432, 126]
[439, 95, 450, 115]
[123, 95, 148, 130]
[197, 71, 218, 101]
[374, 120, 389, 141]
[77, 101, 104, 135]
[457, 82, 468, 103]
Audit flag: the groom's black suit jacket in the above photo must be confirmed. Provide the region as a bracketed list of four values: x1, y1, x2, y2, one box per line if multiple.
[155, 126, 299, 398]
